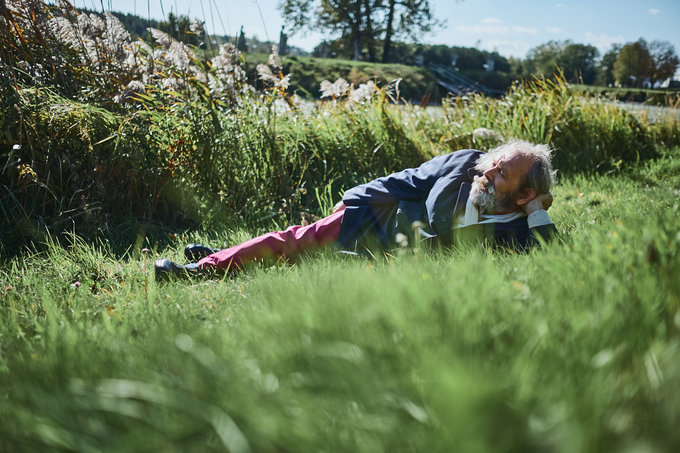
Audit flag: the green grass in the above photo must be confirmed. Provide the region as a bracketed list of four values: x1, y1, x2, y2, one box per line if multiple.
[2, 149, 679, 452]
[3, 5, 680, 449]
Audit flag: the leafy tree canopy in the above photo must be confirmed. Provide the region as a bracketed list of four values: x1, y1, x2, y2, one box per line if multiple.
[613, 39, 653, 87]
[525, 40, 599, 84]
[279, 0, 441, 62]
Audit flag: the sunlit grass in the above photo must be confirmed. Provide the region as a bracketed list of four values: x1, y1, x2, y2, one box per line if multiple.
[2, 4, 680, 449]
[1, 149, 679, 452]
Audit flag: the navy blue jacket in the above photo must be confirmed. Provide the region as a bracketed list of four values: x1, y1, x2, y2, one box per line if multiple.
[337, 149, 555, 251]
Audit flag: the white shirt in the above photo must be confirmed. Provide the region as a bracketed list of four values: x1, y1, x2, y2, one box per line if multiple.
[456, 196, 553, 229]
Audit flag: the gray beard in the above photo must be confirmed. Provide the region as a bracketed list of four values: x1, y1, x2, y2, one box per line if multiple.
[470, 175, 496, 213]
[470, 175, 516, 213]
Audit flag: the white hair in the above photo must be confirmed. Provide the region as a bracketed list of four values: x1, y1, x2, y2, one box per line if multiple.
[475, 140, 556, 194]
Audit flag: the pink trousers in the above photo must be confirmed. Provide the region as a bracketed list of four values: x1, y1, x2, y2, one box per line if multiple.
[197, 207, 345, 272]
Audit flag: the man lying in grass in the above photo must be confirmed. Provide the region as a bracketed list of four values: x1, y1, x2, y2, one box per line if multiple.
[155, 139, 556, 280]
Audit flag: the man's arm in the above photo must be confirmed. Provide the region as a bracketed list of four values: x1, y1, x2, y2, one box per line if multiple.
[523, 193, 557, 243]
[342, 149, 483, 207]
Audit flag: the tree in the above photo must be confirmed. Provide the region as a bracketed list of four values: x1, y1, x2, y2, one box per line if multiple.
[524, 40, 598, 84]
[524, 40, 562, 77]
[279, 0, 440, 61]
[613, 39, 653, 87]
[382, 0, 441, 63]
[557, 42, 598, 84]
[280, 0, 372, 60]
[596, 44, 621, 86]
[648, 40, 679, 86]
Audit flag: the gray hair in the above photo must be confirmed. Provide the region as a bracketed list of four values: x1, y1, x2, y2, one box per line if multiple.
[475, 140, 556, 194]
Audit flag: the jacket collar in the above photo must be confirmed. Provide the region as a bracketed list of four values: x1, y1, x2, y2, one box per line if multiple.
[454, 182, 472, 220]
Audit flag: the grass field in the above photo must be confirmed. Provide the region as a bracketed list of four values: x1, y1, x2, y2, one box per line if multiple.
[1, 148, 679, 452]
[2, 4, 680, 450]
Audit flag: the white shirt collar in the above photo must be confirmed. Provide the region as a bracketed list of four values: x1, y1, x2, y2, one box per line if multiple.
[456, 197, 526, 228]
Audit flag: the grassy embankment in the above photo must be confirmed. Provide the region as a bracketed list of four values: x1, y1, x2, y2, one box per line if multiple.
[243, 53, 441, 102]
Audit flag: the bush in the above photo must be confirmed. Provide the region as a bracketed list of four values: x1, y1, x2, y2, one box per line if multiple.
[433, 77, 680, 172]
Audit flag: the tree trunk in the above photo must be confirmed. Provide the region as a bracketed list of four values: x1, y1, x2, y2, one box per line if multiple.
[364, 0, 376, 61]
[382, 0, 395, 63]
[352, 0, 362, 60]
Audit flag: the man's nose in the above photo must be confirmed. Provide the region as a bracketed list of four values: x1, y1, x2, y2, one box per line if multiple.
[483, 166, 497, 180]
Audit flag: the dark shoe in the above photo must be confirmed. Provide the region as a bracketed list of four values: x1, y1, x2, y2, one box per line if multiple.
[184, 243, 220, 262]
[155, 259, 201, 281]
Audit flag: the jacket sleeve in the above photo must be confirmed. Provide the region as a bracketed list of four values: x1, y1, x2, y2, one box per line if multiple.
[342, 149, 483, 207]
[527, 209, 557, 245]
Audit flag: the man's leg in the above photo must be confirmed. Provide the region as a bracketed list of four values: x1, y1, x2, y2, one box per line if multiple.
[197, 207, 345, 272]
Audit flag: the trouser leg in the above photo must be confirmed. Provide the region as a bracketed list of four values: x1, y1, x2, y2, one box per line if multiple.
[197, 208, 345, 272]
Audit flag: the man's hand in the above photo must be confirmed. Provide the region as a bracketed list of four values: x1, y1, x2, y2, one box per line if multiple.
[522, 192, 553, 215]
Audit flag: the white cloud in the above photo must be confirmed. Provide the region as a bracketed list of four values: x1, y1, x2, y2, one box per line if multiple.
[546, 26, 563, 33]
[648, 8, 660, 15]
[584, 32, 625, 53]
[481, 17, 503, 24]
[455, 22, 538, 39]
[512, 26, 538, 35]
[484, 40, 532, 58]
[456, 24, 509, 35]
[555, 3, 564, 8]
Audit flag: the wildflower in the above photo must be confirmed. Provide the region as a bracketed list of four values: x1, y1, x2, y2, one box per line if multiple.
[320, 78, 350, 99]
[162, 77, 181, 91]
[333, 78, 350, 96]
[257, 64, 279, 84]
[190, 19, 205, 35]
[167, 41, 192, 70]
[268, 45, 282, 71]
[103, 13, 131, 60]
[349, 81, 376, 104]
[276, 74, 290, 90]
[148, 28, 174, 49]
[191, 66, 209, 85]
[127, 80, 146, 92]
[319, 80, 334, 98]
[123, 40, 153, 73]
[290, 94, 303, 107]
[211, 43, 246, 91]
[212, 43, 240, 72]
[114, 80, 147, 103]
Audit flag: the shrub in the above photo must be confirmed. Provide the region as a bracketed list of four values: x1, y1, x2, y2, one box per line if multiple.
[434, 76, 680, 172]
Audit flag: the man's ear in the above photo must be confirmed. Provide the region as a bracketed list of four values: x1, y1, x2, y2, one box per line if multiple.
[515, 187, 537, 206]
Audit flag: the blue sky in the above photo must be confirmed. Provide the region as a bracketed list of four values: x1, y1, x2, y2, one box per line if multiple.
[75, 0, 679, 59]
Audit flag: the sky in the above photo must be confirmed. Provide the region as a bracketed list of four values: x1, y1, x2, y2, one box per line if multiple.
[72, 0, 680, 60]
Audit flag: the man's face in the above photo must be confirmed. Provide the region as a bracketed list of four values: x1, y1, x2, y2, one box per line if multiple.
[471, 151, 532, 213]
